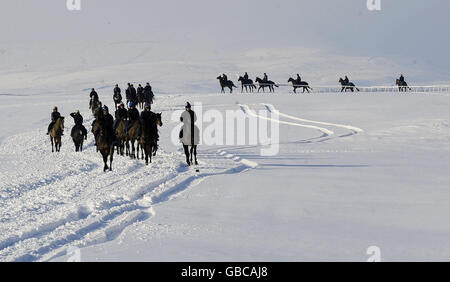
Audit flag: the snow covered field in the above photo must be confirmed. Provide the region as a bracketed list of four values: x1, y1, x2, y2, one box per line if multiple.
[1, 81, 450, 261]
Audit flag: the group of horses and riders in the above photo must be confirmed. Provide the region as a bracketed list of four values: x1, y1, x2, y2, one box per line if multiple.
[219, 73, 411, 93]
[47, 84, 199, 172]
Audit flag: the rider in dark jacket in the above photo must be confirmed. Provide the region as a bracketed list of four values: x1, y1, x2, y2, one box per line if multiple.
[94, 106, 117, 144]
[113, 84, 122, 108]
[114, 102, 128, 130]
[263, 73, 268, 82]
[47, 106, 61, 134]
[344, 76, 349, 85]
[89, 88, 99, 107]
[125, 102, 140, 133]
[130, 84, 137, 103]
[296, 74, 302, 84]
[144, 83, 153, 104]
[139, 103, 158, 141]
[70, 110, 88, 139]
[222, 73, 228, 82]
[399, 74, 405, 82]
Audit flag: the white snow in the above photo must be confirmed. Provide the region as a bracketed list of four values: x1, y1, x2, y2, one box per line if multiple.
[1, 38, 450, 261]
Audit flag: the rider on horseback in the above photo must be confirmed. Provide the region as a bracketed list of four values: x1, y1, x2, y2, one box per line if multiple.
[126, 102, 140, 135]
[89, 88, 99, 107]
[70, 110, 87, 140]
[399, 74, 405, 83]
[114, 102, 128, 131]
[343, 76, 349, 85]
[144, 82, 154, 104]
[94, 106, 117, 145]
[113, 84, 122, 107]
[222, 73, 228, 82]
[47, 106, 61, 135]
[138, 103, 159, 141]
[296, 74, 302, 84]
[263, 73, 268, 83]
[244, 72, 249, 81]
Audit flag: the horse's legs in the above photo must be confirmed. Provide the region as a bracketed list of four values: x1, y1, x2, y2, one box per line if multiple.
[102, 151, 108, 172]
[109, 147, 114, 171]
[51, 137, 54, 152]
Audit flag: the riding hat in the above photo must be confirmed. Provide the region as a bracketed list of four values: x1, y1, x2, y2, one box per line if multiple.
[102, 105, 109, 111]
[185, 102, 191, 108]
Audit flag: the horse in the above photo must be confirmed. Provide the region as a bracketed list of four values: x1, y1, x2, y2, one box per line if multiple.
[138, 113, 163, 165]
[72, 125, 85, 152]
[90, 97, 99, 115]
[255, 77, 279, 93]
[95, 115, 115, 172]
[126, 120, 140, 159]
[339, 78, 360, 92]
[50, 117, 64, 152]
[137, 91, 145, 109]
[217, 76, 237, 93]
[238, 76, 257, 93]
[288, 78, 312, 93]
[396, 79, 412, 92]
[115, 118, 127, 156]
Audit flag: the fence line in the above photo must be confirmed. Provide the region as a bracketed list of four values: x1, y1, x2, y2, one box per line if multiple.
[237, 84, 450, 93]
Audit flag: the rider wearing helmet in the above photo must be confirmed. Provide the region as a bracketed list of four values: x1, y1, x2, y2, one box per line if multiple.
[47, 106, 61, 135]
[138, 103, 158, 141]
[114, 102, 128, 130]
[70, 110, 88, 140]
[125, 102, 140, 134]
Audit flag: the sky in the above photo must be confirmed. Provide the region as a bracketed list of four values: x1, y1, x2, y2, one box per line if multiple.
[0, 0, 449, 74]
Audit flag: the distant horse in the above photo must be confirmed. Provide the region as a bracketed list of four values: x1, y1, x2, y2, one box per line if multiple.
[238, 76, 257, 93]
[339, 78, 360, 92]
[50, 117, 64, 152]
[90, 97, 99, 115]
[115, 118, 127, 156]
[137, 91, 145, 109]
[255, 77, 279, 93]
[126, 120, 140, 159]
[396, 79, 412, 92]
[138, 113, 163, 165]
[72, 125, 85, 152]
[95, 113, 115, 172]
[288, 78, 312, 93]
[217, 76, 237, 93]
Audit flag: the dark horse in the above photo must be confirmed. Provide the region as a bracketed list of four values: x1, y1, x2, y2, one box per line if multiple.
[72, 125, 85, 152]
[217, 76, 237, 93]
[238, 76, 257, 93]
[95, 112, 115, 172]
[90, 97, 99, 115]
[339, 78, 360, 92]
[138, 113, 163, 165]
[288, 77, 312, 93]
[115, 118, 127, 156]
[50, 116, 64, 152]
[396, 79, 412, 92]
[255, 77, 279, 93]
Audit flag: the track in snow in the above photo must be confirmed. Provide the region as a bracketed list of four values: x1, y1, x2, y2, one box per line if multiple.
[0, 124, 255, 261]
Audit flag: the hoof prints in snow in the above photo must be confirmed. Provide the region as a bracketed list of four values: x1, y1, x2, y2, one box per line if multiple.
[0, 129, 251, 261]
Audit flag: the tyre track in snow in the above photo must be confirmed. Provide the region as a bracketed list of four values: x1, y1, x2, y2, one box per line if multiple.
[0, 125, 256, 261]
[239, 104, 334, 138]
[263, 103, 364, 137]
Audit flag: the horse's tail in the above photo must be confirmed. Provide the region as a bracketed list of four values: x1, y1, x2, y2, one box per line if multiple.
[274, 84, 279, 88]
[232, 82, 237, 88]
